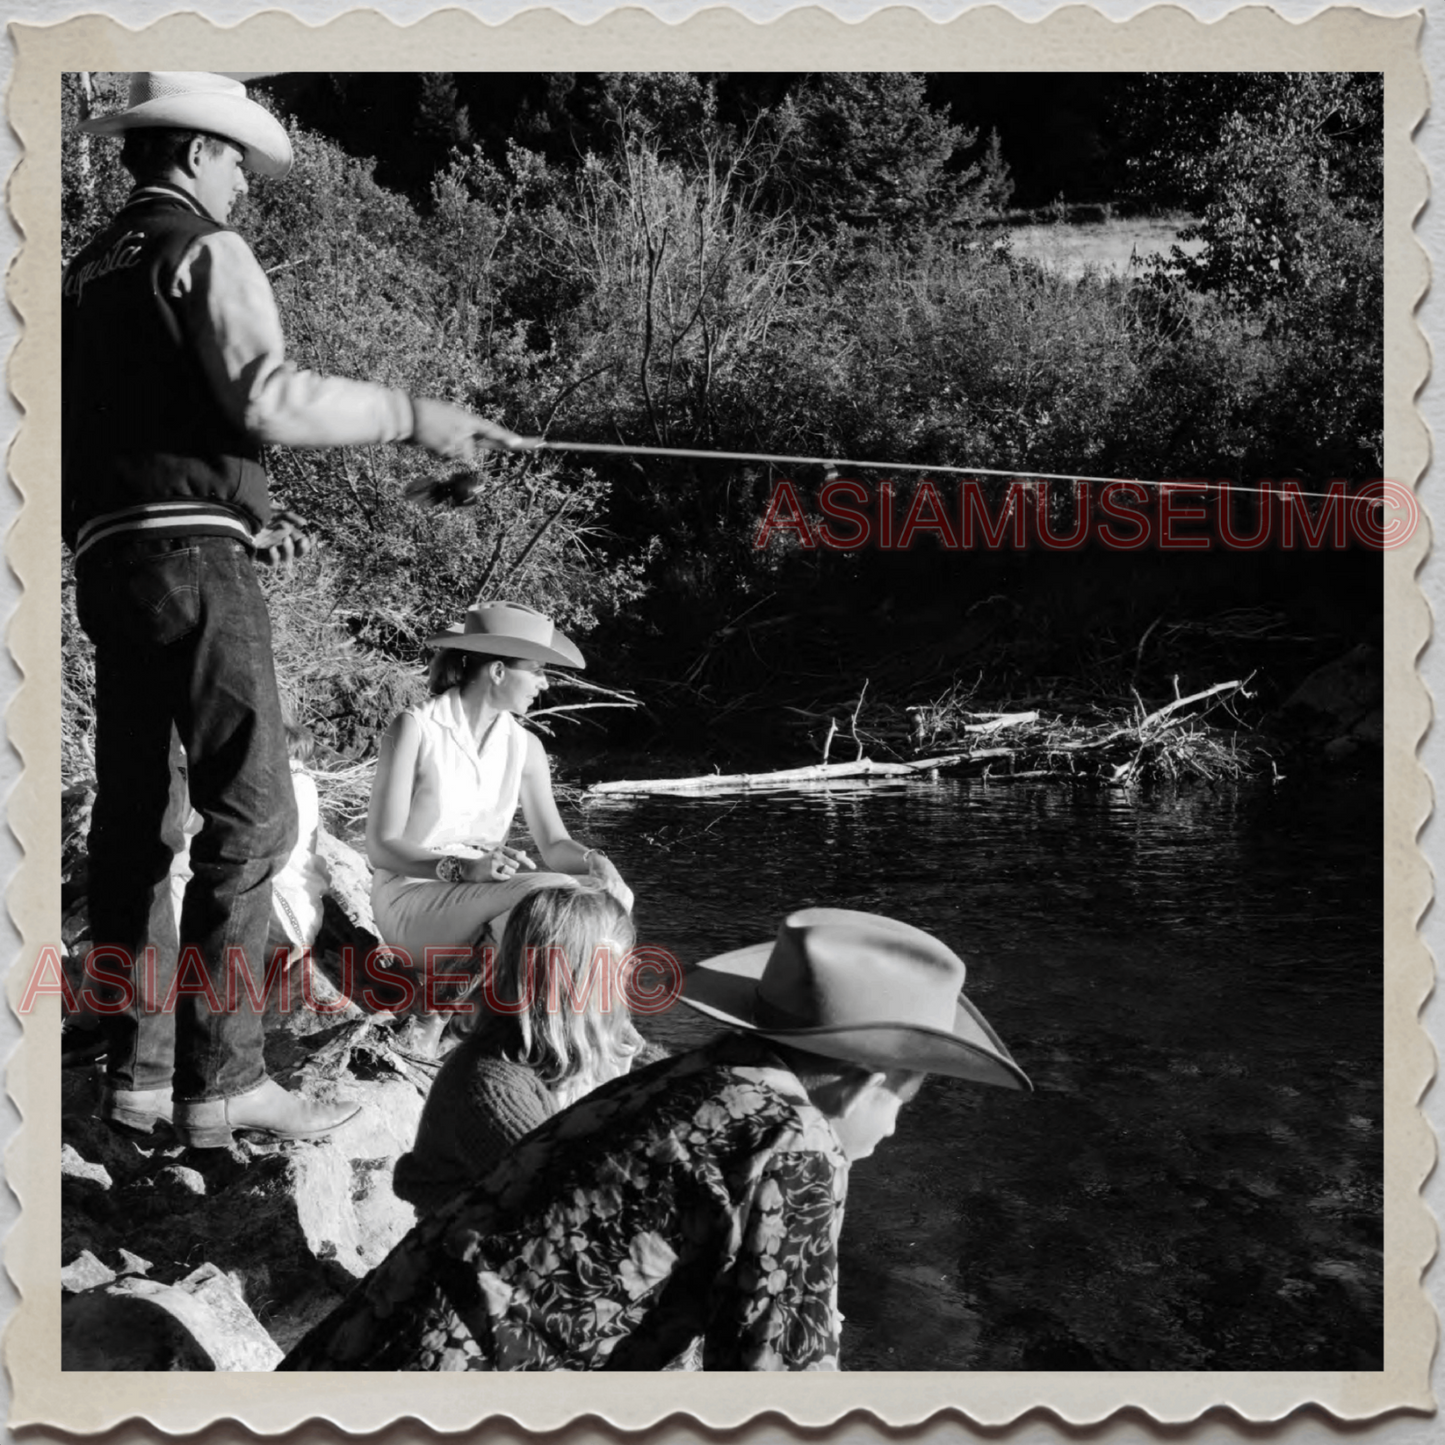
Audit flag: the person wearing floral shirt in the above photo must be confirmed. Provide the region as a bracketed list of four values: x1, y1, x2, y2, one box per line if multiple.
[278, 908, 1031, 1371]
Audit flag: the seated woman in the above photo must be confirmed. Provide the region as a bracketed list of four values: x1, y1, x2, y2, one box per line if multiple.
[278, 908, 1031, 1372]
[366, 601, 632, 1052]
[393, 884, 643, 1214]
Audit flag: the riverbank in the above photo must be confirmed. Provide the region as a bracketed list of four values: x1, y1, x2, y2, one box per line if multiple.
[58, 829, 464, 1368]
[561, 540, 1382, 785]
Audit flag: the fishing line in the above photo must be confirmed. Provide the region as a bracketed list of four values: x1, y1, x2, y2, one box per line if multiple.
[526, 437, 1382, 510]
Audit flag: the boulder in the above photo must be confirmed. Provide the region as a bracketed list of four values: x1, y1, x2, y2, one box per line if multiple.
[117, 1248, 154, 1276]
[316, 829, 380, 951]
[264, 947, 367, 1038]
[1276, 645, 1384, 759]
[256, 1027, 426, 1279]
[57, 970, 432, 1367]
[286, 1076, 424, 1277]
[120, 1069, 425, 1353]
[61, 1074, 183, 1186]
[60, 1250, 116, 1294]
[180, 1263, 286, 1369]
[1351, 707, 1383, 746]
[61, 1143, 112, 1191]
[62, 1283, 213, 1371]
[61, 1264, 283, 1371]
[154, 1164, 208, 1200]
[1281, 645, 1382, 728]
[64, 1031, 428, 1337]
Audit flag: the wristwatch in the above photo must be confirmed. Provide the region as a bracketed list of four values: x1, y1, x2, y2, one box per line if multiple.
[435, 854, 468, 884]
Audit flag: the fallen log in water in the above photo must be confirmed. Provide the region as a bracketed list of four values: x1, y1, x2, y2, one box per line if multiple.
[962, 711, 1039, 734]
[588, 753, 978, 797]
[588, 677, 1256, 797]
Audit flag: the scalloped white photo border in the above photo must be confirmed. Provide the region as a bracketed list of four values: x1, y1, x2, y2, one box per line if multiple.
[3, 5, 1431, 1434]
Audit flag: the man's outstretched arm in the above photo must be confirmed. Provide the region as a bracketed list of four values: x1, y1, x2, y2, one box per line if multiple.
[172, 229, 524, 459]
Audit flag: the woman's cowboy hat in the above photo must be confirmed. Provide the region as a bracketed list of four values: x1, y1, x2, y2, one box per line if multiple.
[425, 602, 585, 670]
[680, 908, 1032, 1090]
[79, 73, 294, 180]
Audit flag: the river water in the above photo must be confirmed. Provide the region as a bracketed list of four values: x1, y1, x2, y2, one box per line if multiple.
[579, 773, 1383, 1372]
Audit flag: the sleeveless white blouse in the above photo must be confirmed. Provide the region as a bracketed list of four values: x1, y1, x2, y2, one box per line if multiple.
[400, 687, 528, 854]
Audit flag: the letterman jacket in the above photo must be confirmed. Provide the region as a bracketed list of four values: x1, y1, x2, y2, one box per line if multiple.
[62, 182, 415, 559]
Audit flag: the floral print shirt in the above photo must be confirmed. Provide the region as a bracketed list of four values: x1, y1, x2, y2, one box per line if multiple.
[279, 1035, 851, 1371]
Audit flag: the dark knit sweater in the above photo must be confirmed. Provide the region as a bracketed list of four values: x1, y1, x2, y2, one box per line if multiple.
[394, 1042, 555, 1216]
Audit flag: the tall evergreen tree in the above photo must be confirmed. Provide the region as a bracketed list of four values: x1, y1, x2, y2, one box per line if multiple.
[764, 72, 1012, 235]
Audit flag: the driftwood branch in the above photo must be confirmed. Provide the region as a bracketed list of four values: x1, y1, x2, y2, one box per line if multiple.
[551, 675, 644, 704]
[1056, 680, 1245, 752]
[497, 493, 576, 593]
[588, 753, 974, 797]
[961, 710, 1038, 734]
[1139, 679, 1243, 729]
[529, 701, 639, 721]
[848, 679, 869, 761]
[587, 677, 1254, 799]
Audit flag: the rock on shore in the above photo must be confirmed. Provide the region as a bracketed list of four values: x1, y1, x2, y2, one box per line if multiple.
[59, 828, 445, 1366]
[1277, 644, 1383, 759]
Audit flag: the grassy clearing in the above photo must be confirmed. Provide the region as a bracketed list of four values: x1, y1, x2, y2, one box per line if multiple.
[1001, 212, 1205, 279]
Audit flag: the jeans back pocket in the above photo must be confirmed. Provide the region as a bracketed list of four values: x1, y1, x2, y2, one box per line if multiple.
[78, 545, 202, 648]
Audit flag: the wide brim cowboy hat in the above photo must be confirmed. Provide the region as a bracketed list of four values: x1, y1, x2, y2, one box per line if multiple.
[680, 908, 1032, 1090]
[79, 72, 294, 180]
[425, 601, 585, 670]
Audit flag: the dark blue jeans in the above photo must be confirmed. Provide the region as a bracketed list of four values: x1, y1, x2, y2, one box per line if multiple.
[76, 536, 297, 1102]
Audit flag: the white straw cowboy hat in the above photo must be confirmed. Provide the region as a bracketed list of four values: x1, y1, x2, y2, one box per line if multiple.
[680, 908, 1032, 1090]
[79, 72, 294, 180]
[425, 601, 585, 670]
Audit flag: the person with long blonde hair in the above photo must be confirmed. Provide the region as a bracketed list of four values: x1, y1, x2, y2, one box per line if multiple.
[393, 884, 643, 1215]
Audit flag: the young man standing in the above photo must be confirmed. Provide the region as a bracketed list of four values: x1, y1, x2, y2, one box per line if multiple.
[64, 72, 525, 1147]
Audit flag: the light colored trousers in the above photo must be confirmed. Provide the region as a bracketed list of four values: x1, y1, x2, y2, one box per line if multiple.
[371, 867, 581, 960]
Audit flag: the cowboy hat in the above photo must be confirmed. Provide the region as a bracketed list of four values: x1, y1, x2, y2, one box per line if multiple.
[79, 73, 293, 180]
[680, 908, 1032, 1090]
[425, 601, 585, 670]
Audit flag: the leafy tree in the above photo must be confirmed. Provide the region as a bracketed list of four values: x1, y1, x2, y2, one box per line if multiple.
[61, 72, 130, 260]
[762, 73, 1012, 236]
[1138, 76, 1380, 314]
[538, 72, 723, 167]
[1130, 74, 1383, 472]
[414, 73, 475, 178]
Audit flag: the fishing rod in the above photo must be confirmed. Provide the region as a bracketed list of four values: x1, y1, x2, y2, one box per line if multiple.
[521, 437, 1377, 508]
[410, 436, 1392, 512]
[529, 437, 1112, 486]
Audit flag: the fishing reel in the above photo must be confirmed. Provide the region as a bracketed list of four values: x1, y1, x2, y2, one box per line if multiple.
[404, 469, 484, 509]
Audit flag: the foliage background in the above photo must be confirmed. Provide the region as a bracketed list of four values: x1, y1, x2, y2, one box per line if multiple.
[61, 71, 1383, 788]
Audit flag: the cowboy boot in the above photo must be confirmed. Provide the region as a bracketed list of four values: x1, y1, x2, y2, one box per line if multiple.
[99, 1084, 173, 1136]
[173, 1077, 362, 1149]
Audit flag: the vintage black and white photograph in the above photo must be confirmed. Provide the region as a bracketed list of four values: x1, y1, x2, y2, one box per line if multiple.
[51, 60, 1388, 1382]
